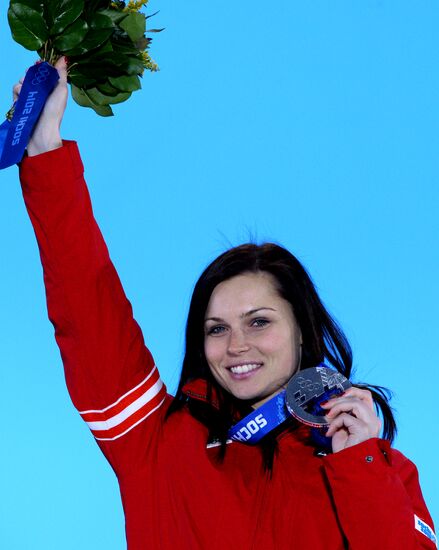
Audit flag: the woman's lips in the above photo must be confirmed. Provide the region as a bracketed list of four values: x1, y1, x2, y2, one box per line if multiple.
[227, 363, 263, 379]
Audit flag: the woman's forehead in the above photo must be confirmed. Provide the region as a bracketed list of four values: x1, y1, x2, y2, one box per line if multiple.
[205, 272, 285, 318]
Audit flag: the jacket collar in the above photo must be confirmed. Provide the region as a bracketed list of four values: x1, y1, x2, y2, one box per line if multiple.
[182, 378, 220, 410]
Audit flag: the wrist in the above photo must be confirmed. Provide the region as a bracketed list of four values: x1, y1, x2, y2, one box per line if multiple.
[27, 127, 63, 157]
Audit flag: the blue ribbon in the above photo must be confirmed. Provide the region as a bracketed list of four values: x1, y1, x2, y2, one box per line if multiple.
[228, 391, 289, 444]
[0, 62, 59, 170]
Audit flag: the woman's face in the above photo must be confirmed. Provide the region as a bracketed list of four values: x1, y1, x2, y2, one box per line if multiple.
[204, 271, 302, 408]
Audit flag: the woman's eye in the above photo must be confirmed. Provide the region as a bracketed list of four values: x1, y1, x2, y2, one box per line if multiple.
[206, 325, 226, 336]
[251, 318, 269, 328]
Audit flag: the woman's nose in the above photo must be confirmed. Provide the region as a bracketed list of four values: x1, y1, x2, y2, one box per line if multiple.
[227, 330, 250, 354]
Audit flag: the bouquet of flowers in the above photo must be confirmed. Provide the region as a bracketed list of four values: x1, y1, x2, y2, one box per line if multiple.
[8, 0, 162, 116]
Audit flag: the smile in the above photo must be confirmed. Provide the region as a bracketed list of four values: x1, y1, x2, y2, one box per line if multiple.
[228, 363, 263, 375]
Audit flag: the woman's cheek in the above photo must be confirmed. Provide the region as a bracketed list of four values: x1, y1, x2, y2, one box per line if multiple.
[204, 338, 221, 368]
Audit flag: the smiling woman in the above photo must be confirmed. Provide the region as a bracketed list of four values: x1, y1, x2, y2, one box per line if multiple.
[204, 272, 303, 406]
[167, 242, 389, 463]
[13, 59, 437, 550]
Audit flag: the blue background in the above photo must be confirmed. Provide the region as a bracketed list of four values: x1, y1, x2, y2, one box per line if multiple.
[1, 1, 438, 548]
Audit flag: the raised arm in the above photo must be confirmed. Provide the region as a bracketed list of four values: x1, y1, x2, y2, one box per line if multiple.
[17, 59, 168, 474]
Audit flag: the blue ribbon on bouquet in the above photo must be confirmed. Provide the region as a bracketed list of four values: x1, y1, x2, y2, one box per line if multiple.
[0, 62, 59, 170]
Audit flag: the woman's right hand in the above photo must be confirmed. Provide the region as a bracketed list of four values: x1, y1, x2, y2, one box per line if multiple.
[13, 56, 69, 157]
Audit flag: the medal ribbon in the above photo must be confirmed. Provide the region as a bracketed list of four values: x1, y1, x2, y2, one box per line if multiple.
[0, 62, 59, 170]
[227, 391, 289, 444]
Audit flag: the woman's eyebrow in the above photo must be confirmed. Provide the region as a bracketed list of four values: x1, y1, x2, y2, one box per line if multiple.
[205, 307, 276, 323]
[204, 316, 224, 323]
[242, 307, 276, 318]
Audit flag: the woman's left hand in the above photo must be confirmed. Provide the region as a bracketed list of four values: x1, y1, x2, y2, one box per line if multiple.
[321, 387, 381, 453]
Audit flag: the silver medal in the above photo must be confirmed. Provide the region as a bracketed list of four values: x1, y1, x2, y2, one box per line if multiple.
[285, 365, 351, 427]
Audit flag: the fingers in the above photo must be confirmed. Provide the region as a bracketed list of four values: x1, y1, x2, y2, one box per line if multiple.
[322, 387, 375, 417]
[326, 412, 363, 437]
[321, 388, 382, 451]
[344, 386, 375, 409]
[54, 56, 68, 83]
[12, 77, 24, 102]
[323, 397, 373, 423]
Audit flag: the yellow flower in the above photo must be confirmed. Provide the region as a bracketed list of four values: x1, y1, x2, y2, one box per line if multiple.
[140, 50, 158, 73]
[125, 0, 149, 12]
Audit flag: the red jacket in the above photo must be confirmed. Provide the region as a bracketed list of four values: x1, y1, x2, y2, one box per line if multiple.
[20, 141, 436, 550]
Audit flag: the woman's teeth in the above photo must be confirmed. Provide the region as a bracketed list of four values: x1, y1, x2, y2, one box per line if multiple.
[229, 363, 261, 374]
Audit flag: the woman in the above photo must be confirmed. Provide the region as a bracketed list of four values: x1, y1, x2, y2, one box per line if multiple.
[15, 59, 435, 549]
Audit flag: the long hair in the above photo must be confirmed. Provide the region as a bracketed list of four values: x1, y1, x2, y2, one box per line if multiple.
[167, 243, 396, 468]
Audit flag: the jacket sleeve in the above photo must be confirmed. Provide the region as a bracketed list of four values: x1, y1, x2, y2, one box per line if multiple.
[323, 438, 436, 549]
[19, 141, 168, 475]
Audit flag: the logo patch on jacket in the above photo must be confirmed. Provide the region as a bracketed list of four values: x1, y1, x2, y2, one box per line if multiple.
[415, 515, 437, 546]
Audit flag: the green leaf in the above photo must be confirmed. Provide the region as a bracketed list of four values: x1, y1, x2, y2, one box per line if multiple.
[68, 39, 113, 59]
[68, 71, 96, 88]
[71, 84, 114, 116]
[63, 28, 113, 56]
[64, 12, 114, 56]
[112, 40, 138, 57]
[118, 12, 146, 42]
[111, 30, 138, 50]
[49, 0, 84, 35]
[74, 53, 127, 79]
[53, 18, 88, 52]
[123, 56, 145, 75]
[85, 51, 130, 70]
[76, 64, 124, 80]
[9, 0, 44, 10]
[92, 40, 114, 55]
[8, 3, 48, 50]
[85, 87, 131, 106]
[97, 80, 123, 96]
[99, 8, 128, 25]
[90, 13, 113, 30]
[108, 74, 141, 92]
[84, 0, 110, 16]
[80, 68, 114, 80]
[88, 52, 143, 77]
